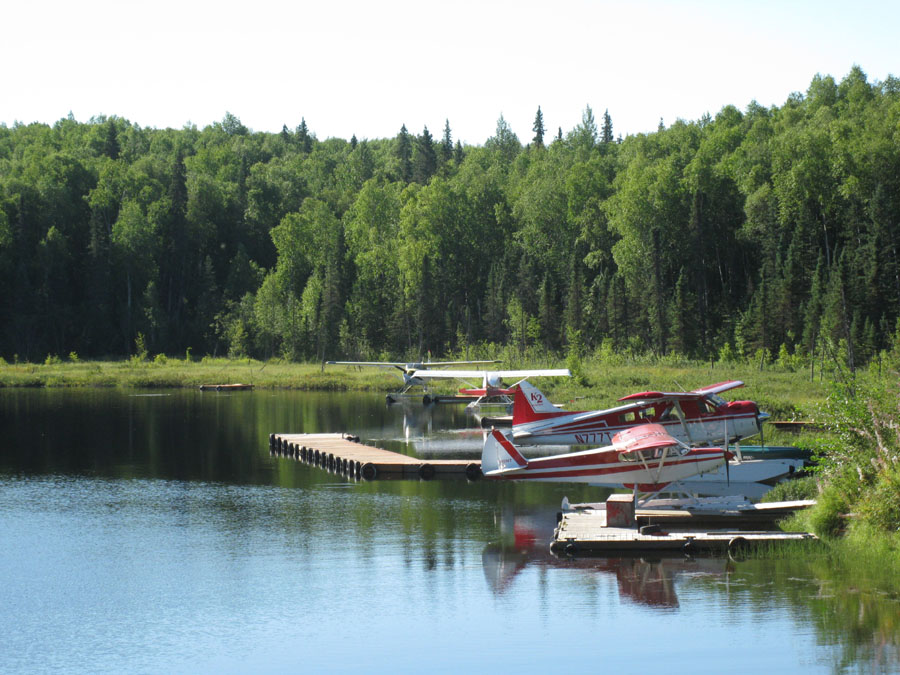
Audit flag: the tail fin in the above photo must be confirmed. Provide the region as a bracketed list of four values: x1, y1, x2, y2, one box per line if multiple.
[513, 380, 564, 425]
[481, 428, 529, 475]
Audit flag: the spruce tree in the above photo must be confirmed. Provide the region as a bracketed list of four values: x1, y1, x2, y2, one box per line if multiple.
[601, 109, 613, 144]
[441, 119, 453, 163]
[396, 124, 413, 182]
[413, 125, 437, 184]
[296, 118, 312, 153]
[532, 106, 545, 147]
[453, 140, 465, 165]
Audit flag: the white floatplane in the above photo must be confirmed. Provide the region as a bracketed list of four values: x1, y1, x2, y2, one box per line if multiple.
[511, 379, 767, 447]
[482, 424, 732, 492]
[411, 368, 571, 407]
[324, 359, 503, 403]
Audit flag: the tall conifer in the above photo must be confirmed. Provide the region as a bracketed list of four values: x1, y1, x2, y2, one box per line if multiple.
[532, 106, 545, 147]
[396, 124, 413, 182]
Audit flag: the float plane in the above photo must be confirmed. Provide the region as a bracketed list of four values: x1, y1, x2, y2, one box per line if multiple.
[325, 359, 501, 400]
[411, 368, 571, 407]
[482, 424, 732, 492]
[511, 379, 766, 447]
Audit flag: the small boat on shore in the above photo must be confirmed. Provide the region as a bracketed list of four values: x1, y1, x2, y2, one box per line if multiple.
[199, 383, 254, 391]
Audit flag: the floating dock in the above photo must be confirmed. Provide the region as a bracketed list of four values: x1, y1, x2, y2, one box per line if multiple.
[552, 497, 817, 556]
[269, 432, 482, 481]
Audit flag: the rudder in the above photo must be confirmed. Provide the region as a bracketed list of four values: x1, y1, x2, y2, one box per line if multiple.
[481, 428, 529, 475]
[513, 380, 562, 425]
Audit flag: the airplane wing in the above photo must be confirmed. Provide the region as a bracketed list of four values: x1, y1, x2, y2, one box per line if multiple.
[326, 359, 501, 369]
[690, 380, 745, 395]
[611, 424, 677, 451]
[412, 369, 571, 380]
[618, 380, 745, 402]
[417, 360, 502, 367]
[326, 361, 407, 367]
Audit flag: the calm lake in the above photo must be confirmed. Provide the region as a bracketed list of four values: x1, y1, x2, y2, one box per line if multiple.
[1, 388, 898, 673]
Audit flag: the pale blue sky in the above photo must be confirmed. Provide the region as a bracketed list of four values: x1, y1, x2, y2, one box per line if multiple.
[3, 0, 897, 144]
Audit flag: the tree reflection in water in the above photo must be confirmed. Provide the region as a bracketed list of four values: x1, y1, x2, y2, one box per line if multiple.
[483, 503, 900, 670]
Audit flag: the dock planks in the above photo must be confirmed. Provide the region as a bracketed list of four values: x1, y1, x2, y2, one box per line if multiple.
[551, 506, 818, 556]
[269, 432, 481, 481]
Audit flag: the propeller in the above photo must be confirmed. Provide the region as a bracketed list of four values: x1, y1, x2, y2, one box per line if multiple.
[756, 407, 770, 449]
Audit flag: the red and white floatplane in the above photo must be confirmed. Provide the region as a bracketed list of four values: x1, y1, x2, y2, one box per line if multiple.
[511, 379, 766, 447]
[482, 423, 733, 493]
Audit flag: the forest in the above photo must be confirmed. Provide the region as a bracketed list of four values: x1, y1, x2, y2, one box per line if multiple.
[1, 67, 898, 369]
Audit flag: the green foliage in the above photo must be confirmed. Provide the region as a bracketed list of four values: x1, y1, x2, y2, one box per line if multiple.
[1, 70, 900, 367]
[806, 486, 850, 537]
[762, 475, 819, 502]
[855, 467, 900, 532]
[565, 348, 587, 386]
[132, 332, 148, 363]
[805, 371, 900, 533]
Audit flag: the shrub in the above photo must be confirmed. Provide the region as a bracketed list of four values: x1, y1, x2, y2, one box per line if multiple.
[855, 468, 900, 532]
[762, 475, 819, 502]
[807, 486, 850, 537]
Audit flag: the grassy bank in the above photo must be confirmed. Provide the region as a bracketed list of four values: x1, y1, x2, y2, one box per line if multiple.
[0, 357, 388, 391]
[0, 355, 829, 415]
[0, 353, 831, 448]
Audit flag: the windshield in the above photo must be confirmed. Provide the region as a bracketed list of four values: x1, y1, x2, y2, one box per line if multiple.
[705, 393, 727, 409]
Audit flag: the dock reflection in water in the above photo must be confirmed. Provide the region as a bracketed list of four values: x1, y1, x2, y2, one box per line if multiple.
[482, 505, 730, 608]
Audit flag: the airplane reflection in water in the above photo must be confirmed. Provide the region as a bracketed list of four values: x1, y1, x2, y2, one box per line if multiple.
[483, 505, 732, 607]
[382, 399, 574, 459]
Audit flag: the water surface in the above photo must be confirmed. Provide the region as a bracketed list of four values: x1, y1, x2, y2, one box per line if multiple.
[1, 389, 897, 673]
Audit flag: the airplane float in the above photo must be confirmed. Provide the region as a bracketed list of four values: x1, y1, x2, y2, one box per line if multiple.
[482, 424, 732, 492]
[511, 379, 766, 448]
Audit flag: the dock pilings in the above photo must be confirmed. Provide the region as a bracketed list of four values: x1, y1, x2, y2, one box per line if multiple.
[268, 432, 482, 481]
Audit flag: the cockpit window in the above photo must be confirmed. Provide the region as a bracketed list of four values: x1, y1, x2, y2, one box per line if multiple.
[619, 445, 684, 462]
[705, 393, 727, 408]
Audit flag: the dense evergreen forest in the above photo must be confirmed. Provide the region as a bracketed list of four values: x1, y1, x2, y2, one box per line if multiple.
[1, 67, 898, 368]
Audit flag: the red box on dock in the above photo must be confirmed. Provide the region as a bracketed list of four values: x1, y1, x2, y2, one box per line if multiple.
[606, 494, 635, 527]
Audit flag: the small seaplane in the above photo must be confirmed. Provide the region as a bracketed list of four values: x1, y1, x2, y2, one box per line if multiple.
[482, 424, 732, 492]
[411, 368, 571, 407]
[325, 359, 503, 403]
[512, 379, 766, 447]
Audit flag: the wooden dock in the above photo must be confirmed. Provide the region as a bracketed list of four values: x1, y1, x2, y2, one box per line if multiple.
[269, 432, 482, 481]
[551, 505, 818, 556]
